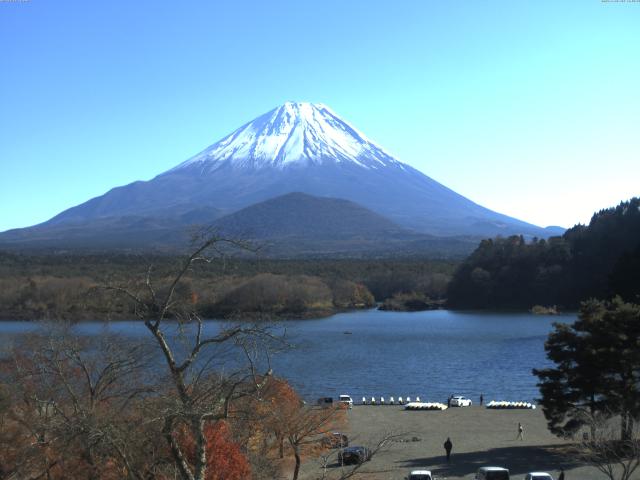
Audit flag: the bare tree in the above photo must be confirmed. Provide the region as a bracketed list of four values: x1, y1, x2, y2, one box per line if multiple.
[576, 411, 640, 480]
[2, 329, 162, 480]
[285, 405, 346, 480]
[316, 432, 402, 480]
[106, 234, 280, 480]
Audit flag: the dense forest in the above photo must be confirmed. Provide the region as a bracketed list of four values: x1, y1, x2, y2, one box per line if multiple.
[0, 253, 455, 320]
[5, 198, 637, 318]
[447, 198, 640, 309]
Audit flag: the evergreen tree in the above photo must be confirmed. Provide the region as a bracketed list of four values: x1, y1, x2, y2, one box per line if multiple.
[447, 197, 640, 309]
[534, 298, 640, 440]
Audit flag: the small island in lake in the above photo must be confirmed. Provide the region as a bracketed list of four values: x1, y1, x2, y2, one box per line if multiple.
[378, 292, 445, 312]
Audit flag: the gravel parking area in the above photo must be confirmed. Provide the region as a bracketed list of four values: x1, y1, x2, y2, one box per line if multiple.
[298, 405, 620, 480]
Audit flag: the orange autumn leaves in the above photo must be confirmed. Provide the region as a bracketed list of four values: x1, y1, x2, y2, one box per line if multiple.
[0, 346, 343, 480]
[174, 378, 345, 480]
[176, 421, 251, 480]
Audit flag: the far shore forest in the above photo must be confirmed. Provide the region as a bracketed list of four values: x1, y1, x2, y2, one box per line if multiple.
[0, 197, 638, 321]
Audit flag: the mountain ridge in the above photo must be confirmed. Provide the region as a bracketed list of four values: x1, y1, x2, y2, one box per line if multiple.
[0, 193, 479, 258]
[213, 192, 405, 239]
[208, 192, 478, 258]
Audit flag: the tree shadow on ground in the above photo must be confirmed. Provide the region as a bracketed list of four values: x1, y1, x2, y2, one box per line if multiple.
[397, 444, 580, 478]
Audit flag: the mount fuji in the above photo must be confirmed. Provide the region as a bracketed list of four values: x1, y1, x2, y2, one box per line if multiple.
[0, 102, 562, 253]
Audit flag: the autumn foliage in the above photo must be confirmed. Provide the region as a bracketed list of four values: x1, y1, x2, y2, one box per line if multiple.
[0, 338, 346, 480]
[176, 421, 251, 480]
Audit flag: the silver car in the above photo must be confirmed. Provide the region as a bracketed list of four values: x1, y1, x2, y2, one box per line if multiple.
[450, 395, 472, 407]
[407, 470, 432, 480]
[524, 473, 554, 480]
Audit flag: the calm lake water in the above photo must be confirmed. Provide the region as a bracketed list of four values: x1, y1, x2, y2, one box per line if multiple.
[0, 309, 575, 404]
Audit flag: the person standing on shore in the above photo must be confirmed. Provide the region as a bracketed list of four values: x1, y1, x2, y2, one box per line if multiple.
[447, 395, 452, 408]
[517, 422, 524, 440]
[444, 437, 453, 462]
[558, 469, 565, 480]
[480, 393, 484, 406]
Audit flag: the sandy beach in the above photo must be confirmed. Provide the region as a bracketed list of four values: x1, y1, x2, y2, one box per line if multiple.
[298, 405, 621, 480]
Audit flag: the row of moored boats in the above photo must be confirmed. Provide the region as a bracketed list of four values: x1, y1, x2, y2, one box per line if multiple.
[358, 397, 536, 410]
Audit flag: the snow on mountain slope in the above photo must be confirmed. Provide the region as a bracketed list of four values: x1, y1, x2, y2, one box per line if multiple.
[0, 101, 562, 249]
[170, 102, 406, 172]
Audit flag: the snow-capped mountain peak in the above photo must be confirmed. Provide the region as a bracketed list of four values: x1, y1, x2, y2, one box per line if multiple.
[4, 102, 558, 247]
[170, 102, 405, 172]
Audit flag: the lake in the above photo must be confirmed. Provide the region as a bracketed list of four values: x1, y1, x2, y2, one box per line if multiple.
[0, 309, 574, 404]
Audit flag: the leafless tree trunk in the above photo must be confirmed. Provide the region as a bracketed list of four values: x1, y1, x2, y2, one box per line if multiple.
[106, 234, 279, 480]
[576, 411, 640, 480]
[316, 432, 402, 480]
[286, 405, 346, 480]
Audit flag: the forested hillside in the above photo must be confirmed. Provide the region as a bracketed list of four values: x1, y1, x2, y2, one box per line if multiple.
[447, 198, 640, 309]
[0, 253, 455, 320]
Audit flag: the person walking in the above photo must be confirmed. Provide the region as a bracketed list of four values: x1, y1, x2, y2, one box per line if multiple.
[517, 422, 524, 440]
[558, 470, 565, 480]
[444, 437, 453, 462]
[480, 393, 484, 406]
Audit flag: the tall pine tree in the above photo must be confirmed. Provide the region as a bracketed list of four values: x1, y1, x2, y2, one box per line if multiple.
[534, 298, 640, 440]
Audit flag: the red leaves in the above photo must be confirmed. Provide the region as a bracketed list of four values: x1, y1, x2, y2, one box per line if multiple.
[177, 421, 251, 480]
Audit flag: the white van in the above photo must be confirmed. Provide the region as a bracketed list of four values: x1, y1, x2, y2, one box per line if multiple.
[339, 394, 353, 409]
[476, 467, 510, 480]
[407, 470, 432, 480]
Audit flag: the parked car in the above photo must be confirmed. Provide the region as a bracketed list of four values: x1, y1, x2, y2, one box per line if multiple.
[524, 473, 554, 480]
[450, 395, 472, 407]
[339, 394, 354, 409]
[407, 470, 433, 480]
[338, 446, 371, 465]
[321, 432, 348, 448]
[475, 467, 510, 480]
[317, 397, 333, 406]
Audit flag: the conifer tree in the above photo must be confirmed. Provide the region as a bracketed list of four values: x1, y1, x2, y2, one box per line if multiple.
[534, 298, 640, 440]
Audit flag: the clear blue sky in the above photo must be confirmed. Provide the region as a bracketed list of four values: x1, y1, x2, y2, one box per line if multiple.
[1, 0, 638, 232]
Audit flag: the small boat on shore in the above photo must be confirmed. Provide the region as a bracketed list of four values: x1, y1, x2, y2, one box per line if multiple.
[486, 400, 536, 409]
[405, 402, 448, 411]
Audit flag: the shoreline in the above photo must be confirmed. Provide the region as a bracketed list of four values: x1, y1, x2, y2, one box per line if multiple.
[0, 306, 578, 323]
[0, 308, 354, 323]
